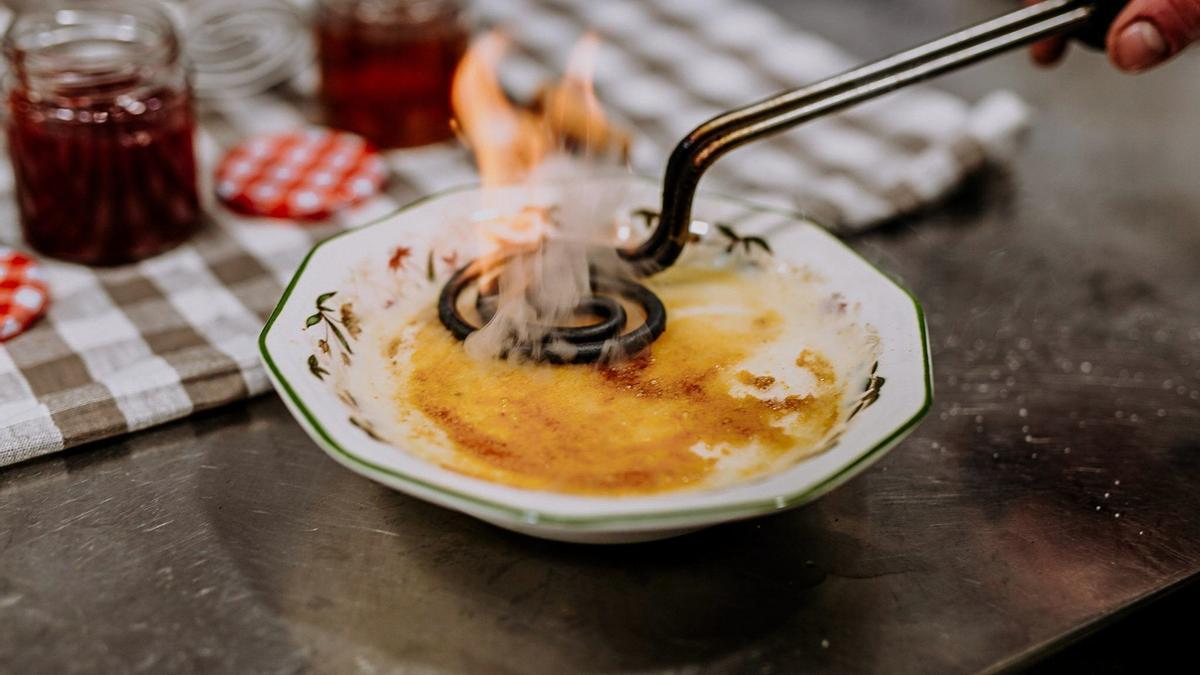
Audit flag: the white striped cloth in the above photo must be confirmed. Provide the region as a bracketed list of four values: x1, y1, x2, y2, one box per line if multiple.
[0, 0, 1028, 466]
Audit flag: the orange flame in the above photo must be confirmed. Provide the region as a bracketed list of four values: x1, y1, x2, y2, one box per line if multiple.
[451, 31, 630, 189]
[538, 32, 628, 157]
[452, 31, 632, 280]
[450, 32, 550, 187]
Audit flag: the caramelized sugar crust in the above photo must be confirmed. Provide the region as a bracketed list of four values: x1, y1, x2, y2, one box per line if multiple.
[398, 268, 842, 495]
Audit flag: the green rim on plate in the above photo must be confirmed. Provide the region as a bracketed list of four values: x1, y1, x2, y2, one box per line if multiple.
[258, 178, 933, 529]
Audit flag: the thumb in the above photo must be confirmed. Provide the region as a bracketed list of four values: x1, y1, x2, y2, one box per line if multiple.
[1107, 0, 1200, 71]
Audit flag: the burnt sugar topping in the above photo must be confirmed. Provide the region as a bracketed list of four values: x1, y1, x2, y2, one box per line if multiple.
[396, 266, 847, 495]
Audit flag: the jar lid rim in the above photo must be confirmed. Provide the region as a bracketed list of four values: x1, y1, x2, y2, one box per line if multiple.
[3, 2, 180, 72]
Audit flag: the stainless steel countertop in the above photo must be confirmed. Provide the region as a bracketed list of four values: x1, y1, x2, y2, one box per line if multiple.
[4, 1, 1200, 672]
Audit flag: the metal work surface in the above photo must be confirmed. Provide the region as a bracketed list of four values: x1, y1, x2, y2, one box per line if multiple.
[3, 0, 1200, 672]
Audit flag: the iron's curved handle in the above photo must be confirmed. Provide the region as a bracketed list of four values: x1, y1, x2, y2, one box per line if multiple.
[623, 0, 1130, 275]
[1076, 0, 1131, 48]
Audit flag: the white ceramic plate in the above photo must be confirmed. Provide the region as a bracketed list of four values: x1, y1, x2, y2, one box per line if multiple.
[259, 177, 932, 543]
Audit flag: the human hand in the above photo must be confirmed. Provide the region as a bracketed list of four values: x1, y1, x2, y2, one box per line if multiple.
[1029, 0, 1199, 72]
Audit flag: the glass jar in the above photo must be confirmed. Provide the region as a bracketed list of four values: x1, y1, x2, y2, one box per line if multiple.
[316, 0, 467, 149]
[3, 1, 201, 266]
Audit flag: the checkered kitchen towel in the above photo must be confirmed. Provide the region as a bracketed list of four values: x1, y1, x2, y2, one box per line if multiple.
[0, 0, 1029, 466]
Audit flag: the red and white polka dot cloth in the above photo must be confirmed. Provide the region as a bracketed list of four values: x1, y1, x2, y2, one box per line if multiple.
[215, 128, 387, 220]
[0, 247, 49, 341]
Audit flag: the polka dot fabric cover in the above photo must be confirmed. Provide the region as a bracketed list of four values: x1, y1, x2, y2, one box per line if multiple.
[0, 247, 49, 341]
[215, 128, 387, 220]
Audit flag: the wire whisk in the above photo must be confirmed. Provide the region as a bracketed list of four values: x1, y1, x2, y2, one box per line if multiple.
[180, 0, 313, 99]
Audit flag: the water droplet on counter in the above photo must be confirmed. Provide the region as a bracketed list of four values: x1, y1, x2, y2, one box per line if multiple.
[1018, 408, 1028, 418]
[1114, 479, 1120, 486]
[1114, 513, 1121, 519]
[1080, 361, 1093, 374]
[1103, 492, 1110, 499]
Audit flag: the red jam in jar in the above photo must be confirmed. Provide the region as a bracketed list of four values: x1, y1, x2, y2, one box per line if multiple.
[317, 0, 468, 149]
[3, 1, 201, 266]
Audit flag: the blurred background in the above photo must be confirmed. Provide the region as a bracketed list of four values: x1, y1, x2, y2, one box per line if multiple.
[0, 0, 1197, 672]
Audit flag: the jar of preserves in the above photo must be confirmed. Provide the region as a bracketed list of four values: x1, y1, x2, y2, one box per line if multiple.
[316, 0, 468, 149]
[3, 0, 202, 266]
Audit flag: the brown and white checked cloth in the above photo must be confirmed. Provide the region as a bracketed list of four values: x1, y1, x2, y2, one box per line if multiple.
[0, 0, 1029, 466]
